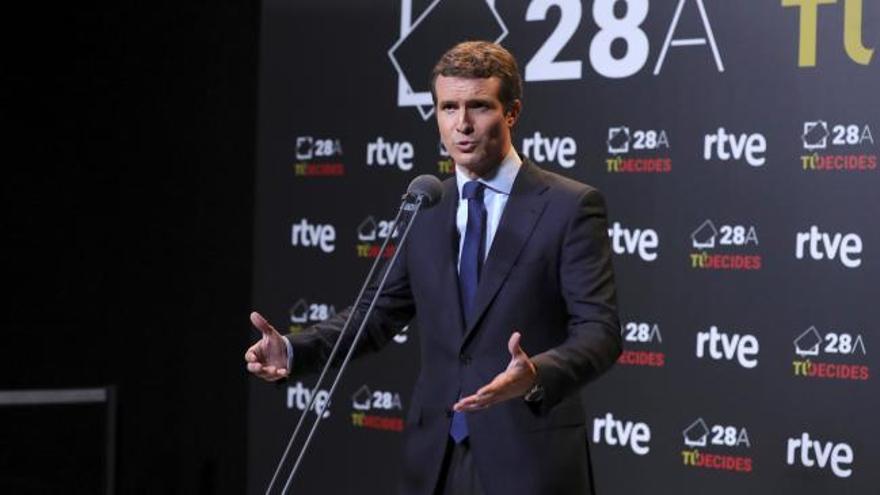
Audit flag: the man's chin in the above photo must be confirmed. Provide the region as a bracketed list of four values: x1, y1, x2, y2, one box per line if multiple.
[452, 155, 493, 176]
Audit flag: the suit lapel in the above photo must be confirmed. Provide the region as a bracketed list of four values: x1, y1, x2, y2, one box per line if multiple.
[431, 178, 466, 338]
[461, 160, 549, 346]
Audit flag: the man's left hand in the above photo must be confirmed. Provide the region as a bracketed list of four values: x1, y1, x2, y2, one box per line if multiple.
[453, 332, 537, 412]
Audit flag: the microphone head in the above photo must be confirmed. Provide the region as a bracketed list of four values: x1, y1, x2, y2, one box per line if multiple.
[406, 174, 444, 208]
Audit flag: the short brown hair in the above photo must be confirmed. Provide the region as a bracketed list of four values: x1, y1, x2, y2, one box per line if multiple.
[431, 41, 523, 112]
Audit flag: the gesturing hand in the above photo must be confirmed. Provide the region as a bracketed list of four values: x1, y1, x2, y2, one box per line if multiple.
[453, 332, 538, 412]
[244, 311, 289, 381]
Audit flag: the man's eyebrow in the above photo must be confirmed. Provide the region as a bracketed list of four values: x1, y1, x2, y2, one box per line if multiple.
[437, 97, 496, 107]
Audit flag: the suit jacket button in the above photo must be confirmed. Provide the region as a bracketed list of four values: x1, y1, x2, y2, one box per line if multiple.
[459, 354, 471, 365]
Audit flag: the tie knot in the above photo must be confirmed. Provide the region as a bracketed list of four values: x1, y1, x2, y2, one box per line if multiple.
[462, 181, 484, 200]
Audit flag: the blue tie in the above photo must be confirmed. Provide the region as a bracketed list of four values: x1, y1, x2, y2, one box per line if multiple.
[450, 180, 486, 443]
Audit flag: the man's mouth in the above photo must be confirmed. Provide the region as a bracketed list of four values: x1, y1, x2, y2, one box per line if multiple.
[455, 141, 477, 152]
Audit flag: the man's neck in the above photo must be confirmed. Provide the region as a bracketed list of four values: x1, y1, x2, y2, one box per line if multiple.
[460, 146, 514, 180]
[455, 148, 522, 197]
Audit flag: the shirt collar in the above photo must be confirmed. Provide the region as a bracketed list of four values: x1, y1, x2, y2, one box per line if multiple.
[455, 148, 522, 199]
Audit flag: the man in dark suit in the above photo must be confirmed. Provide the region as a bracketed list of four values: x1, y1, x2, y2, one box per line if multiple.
[246, 41, 621, 495]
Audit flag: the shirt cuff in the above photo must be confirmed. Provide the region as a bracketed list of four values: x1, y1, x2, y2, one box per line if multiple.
[282, 335, 294, 371]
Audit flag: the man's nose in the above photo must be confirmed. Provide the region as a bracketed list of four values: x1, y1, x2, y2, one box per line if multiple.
[455, 110, 473, 133]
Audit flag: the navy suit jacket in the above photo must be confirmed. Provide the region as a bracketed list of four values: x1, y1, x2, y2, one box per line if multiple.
[289, 159, 622, 495]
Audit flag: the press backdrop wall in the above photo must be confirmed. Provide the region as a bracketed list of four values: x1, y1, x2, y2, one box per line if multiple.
[248, 1, 879, 493]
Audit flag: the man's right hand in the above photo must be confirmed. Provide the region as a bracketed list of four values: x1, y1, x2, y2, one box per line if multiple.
[245, 311, 289, 381]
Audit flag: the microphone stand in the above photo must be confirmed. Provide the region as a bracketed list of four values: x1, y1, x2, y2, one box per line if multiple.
[265, 193, 428, 495]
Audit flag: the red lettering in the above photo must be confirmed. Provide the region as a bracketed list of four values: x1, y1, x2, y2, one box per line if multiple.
[688, 453, 752, 473]
[358, 414, 404, 432]
[798, 361, 869, 381]
[699, 255, 762, 271]
[617, 350, 666, 367]
[302, 163, 345, 176]
[811, 154, 877, 172]
[612, 157, 672, 173]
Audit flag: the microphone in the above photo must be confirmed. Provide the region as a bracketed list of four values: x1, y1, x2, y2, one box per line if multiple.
[406, 174, 443, 208]
[266, 175, 443, 495]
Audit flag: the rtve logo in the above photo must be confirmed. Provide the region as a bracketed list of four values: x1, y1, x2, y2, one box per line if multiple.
[592, 412, 651, 456]
[366, 136, 414, 171]
[786, 433, 854, 478]
[696, 325, 759, 369]
[287, 381, 330, 418]
[290, 218, 336, 253]
[521, 131, 577, 168]
[703, 128, 767, 167]
[608, 222, 659, 262]
[796, 226, 863, 268]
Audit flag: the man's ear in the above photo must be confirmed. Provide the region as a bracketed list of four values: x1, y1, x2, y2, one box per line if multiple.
[506, 99, 522, 128]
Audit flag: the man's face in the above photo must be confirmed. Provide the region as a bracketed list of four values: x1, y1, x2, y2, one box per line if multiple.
[434, 75, 520, 177]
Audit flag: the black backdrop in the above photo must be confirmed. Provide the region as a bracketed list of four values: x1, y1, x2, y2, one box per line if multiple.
[249, 1, 878, 494]
[4, 1, 258, 493]
[4, 1, 877, 494]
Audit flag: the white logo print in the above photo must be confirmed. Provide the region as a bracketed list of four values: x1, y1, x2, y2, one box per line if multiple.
[522, 132, 577, 168]
[287, 381, 330, 418]
[592, 412, 651, 456]
[291, 219, 336, 253]
[703, 128, 767, 167]
[795, 226, 863, 268]
[696, 325, 759, 369]
[388, 0, 508, 120]
[366, 137, 414, 171]
[786, 433, 854, 478]
[608, 222, 659, 262]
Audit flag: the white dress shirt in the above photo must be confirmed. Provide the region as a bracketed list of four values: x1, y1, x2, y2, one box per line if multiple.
[454, 148, 522, 269]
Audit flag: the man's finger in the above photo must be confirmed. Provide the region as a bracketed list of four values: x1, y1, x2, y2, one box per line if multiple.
[245, 342, 263, 362]
[453, 394, 485, 411]
[250, 311, 276, 336]
[508, 331, 523, 358]
[454, 378, 504, 411]
[454, 392, 496, 411]
[247, 362, 287, 382]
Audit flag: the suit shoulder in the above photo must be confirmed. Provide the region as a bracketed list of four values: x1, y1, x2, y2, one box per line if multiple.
[436, 175, 458, 203]
[532, 164, 605, 202]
